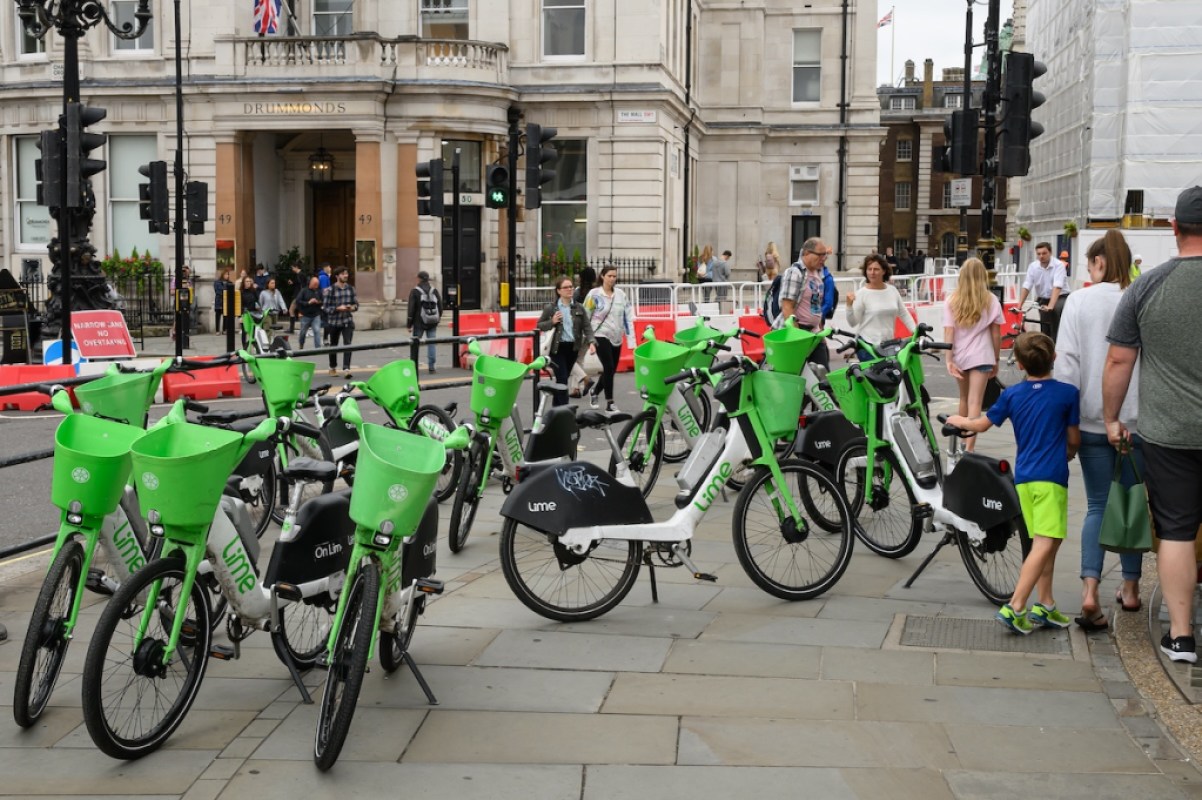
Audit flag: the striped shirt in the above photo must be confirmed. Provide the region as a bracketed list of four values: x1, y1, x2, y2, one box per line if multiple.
[323, 282, 358, 328]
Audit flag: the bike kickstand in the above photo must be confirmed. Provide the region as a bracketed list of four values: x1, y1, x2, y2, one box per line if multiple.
[403, 651, 439, 705]
[284, 656, 314, 705]
[647, 560, 659, 604]
[903, 530, 957, 590]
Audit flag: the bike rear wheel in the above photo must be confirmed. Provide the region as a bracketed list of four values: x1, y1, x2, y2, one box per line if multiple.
[81, 556, 211, 760]
[315, 562, 378, 771]
[379, 593, 424, 673]
[663, 386, 712, 463]
[835, 444, 923, 558]
[732, 460, 854, 600]
[448, 437, 486, 553]
[409, 405, 462, 503]
[272, 594, 336, 671]
[959, 516, 1031, 606]
[13, 540, 84, 728]
[611, 410, 665, 498]
[499, 518, 642, 622]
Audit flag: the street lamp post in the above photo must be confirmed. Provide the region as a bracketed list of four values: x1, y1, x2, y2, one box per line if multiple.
[14, 0, 151, 359]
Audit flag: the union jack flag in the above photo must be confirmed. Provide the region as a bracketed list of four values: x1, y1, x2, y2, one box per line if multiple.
[254, 0, 281, 34]
[877, 8, 894, 29]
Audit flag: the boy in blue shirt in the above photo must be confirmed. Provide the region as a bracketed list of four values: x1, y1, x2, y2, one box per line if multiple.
[948, 332, 1081, 634]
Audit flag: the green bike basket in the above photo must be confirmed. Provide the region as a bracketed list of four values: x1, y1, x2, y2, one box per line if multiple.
[633, 338, 693, 402]
[74, 370, 159, 426]
[673, 322, 726, 369]
[470, 352, 529, 421]
[826, 366, 870, 427]
[51, 415, 146, 516]
[254, 357, 315, 417]
[349, 423, 445, 537]
[360, 359, 421, 423]
[761, 326, 822, 375]
[749, 370, 806, 440]
[130, 422, 246, 532]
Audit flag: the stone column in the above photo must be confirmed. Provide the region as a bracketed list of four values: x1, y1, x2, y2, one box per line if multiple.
[215, 134, 255, 275]
[353, 133, 384, 305]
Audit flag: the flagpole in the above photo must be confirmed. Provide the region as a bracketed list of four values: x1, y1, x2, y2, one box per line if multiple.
[891, 6, 896, 85]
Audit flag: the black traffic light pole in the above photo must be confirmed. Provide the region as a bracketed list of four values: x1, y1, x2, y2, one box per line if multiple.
[451, 149, 461, 339]
[957, 0, 974, 266]
[506, 107, 520, 360]
[173, 0, 186, 356]
[978, 0, 1002, 271]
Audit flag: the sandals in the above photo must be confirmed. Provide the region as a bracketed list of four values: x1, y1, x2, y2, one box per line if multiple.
[1116, 590, 1142, 613]
[1074, 613, 1109, 632]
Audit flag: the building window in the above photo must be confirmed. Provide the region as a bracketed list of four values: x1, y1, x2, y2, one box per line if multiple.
[421, 0, 468, 39]
[895, 182, 911, 211]
[896, 140, 912, 161]
[112, 1, 154, 51]
[543, 0, 585, 58]
[109, 135, 160, 257]
[894, 239, 911, 256]
[313, 0, 352, 36]
[943, 182, 954, 209]
[890, 96, 916, 110]
[941, 232, 957, 258]
[440, 139, 482, 193]
[944, 93, 963, 108]
[17, 13, 45, 56]
[540, 138, 587, 260]
[14, 137, 52, 247]
[792, 30, 820, 103]
[789, 166, 819, 205]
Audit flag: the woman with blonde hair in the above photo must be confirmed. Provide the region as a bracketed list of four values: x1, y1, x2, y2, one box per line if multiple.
[943, 258, 1003, 452]
[760, 242, 782, 281]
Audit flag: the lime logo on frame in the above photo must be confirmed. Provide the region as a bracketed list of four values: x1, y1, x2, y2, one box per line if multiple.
[388, 484, 408, 502]
[141, 472, 160, 491]
[71, 467, 90, 483]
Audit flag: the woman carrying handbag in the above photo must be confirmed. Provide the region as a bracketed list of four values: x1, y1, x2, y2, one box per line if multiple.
[537, 275, 596, 407]
[583, 264, 634, 412]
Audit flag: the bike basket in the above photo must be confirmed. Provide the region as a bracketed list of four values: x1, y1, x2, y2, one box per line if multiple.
[748, 370, 805, 440]
[827, 367, 871, 427]
[361, 359, 421, 422]
[74, 370, 158, 426]
[253, 358, 314, 417]
[470, 353, 529, 421]
[673, 323, 726, 369]
[761, 326, 822, 375]
[349, 423, 444, 536]
[51, 414, 146, 516]
[130, 422, 246, 531]
[633, 338, 693, 402]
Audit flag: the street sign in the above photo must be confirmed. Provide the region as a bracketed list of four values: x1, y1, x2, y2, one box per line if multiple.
[69, 310, 136, 360]
[950, 178, 972, 207]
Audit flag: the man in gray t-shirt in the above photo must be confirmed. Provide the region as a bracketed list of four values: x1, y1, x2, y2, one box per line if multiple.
[1104, 185, 1202, 664]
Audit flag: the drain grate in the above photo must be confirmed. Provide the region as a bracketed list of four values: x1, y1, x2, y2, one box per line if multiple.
[900, 615, 1072, 655]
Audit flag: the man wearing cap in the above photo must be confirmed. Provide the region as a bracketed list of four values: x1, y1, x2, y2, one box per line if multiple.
[1104, 185, 1202, 665]
[1017, 241, 1070, 342]
[407, 270, 441, 373]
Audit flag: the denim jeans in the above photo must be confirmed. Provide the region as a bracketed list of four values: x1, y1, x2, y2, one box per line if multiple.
[1078, 430, 1144, 581]
[413, 323, 437, 369]
[297, 315, 322, 349]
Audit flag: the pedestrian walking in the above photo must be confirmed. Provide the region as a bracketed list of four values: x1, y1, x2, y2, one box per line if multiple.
[407, 271, 442, 373]
[943, 258, 1003, 453]
[323, 267, 359, 378]
[294, 276, 324, 350]
[537, 276, 595, 407]
[583, 264, 634, 412]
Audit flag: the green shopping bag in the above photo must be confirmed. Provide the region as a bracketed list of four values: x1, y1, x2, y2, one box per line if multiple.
[1098, 443, 1153, 554]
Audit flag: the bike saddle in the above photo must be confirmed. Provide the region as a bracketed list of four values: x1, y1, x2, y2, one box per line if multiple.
[864, 361, 902, 395]
[575, 409, 632, 427]
[198, 410, 240, 425]
[280, 457, 338, 484]
[538, 380, 567, 394]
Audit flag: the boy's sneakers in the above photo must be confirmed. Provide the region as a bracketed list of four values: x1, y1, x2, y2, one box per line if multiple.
[1160, 634, 1199, 664]
[1029, 603, 1072, 629]
[996, 604, 1033, 635]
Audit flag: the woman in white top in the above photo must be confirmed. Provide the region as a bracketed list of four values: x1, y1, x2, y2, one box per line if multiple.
[583, 265, 634, 411]
[1056, 229, 1143, 630]
[845, 253, 915, 349]
[259, 277, 288, 318]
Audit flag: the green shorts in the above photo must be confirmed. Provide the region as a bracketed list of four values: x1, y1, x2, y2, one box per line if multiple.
[1016, 481, 1068, 539]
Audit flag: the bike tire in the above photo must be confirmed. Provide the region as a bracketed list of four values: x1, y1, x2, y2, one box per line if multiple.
[379, 593, 424, 674]
[959, 516, 1032, 606]
[732, 460, 855, 601]
[499, 518, 642, 622]
[448, 437, 486, 553]
[239, 452, 278, 539]
[272, 594, 336, 671]
[81, 556, 212, 760]
[611, 410, 665, 499]
[13, 540, 84, 728]
[835, 443, 923, 558]
[663, 385, 713, 463]
[409, 405, 462, 504]
[241, 360, 256, 385]
[273, 429, 335, 525]
[314, 561, 378, 771]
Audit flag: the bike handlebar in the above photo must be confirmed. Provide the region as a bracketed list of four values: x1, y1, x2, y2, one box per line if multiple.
[184, 399, 209, 414]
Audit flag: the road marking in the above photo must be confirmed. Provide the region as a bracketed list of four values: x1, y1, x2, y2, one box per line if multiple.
[1, 547, 53, 567]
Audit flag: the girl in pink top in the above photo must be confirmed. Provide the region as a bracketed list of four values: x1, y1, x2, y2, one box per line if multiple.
[943, 258, 1003, 452]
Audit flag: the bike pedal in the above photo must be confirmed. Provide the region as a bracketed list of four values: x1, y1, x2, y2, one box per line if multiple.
[209, 644, 237, 661]
[914, 503, 936, 519]
[85, 568, 113, 596]
[416, 578, 445, 595]
[693, 572, 718, 583]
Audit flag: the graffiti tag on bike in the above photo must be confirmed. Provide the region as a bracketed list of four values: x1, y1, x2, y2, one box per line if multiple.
[555, 466, 609, 498]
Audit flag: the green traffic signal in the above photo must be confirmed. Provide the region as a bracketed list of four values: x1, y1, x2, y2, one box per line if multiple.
[485, 164, 510, 209]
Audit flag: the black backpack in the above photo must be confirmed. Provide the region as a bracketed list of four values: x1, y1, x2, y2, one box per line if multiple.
[762, 274, 783, 325]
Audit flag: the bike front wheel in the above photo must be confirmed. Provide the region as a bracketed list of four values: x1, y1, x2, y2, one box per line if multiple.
[409, 405, 462, 504]
[835, 444, 923, 558]
[611, 410, 665, 498]
[238, 453, 277, 539]
[13, 540, 84, 728]
[499, 519, 642, 622]
[732, 460, 854, 601]
[959, 516, 1031, 606]
[272, 594, 336, 671]
[663, 386, 713, 463]
[81, 556, 212, 760]
[315, 561, 379, 771]
[448, 437, 486, 553]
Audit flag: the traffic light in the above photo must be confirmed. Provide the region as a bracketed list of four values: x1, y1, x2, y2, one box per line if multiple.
[485, 164, 510, 209]
[998, 51, 1047, 177]
[63, 102, 106, 209]
[524, 124, 557, 210]
[138, 160, 169, 234]
[415, 158, 444, 217]
[185, 180, 208, 235]
[939, 108, 979, 175]
[35, 129, 63, 210]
